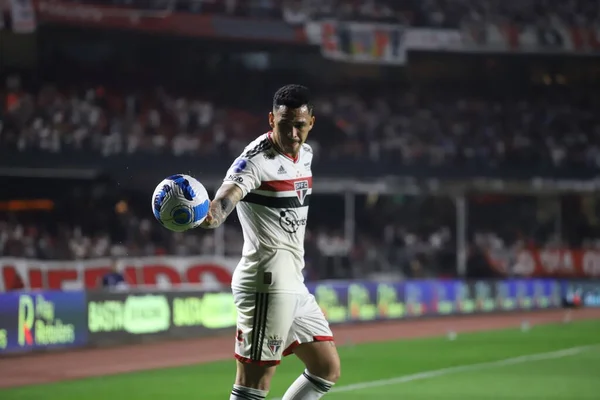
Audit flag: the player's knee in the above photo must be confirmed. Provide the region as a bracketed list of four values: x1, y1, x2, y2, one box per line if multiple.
[325, 358, 341, 383]
[235, 362, 277, 391]
[309, 357, 341, 383]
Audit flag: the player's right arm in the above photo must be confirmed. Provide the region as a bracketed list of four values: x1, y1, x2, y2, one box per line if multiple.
[200, 157, 261, 229]
[200, 184, 243, 229]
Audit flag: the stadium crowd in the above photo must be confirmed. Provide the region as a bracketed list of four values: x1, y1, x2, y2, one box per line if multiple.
[2, 78, 600, 170]
[3, 0, 600, 280]
[3, 189, 596, 280]
[67, 0, 600, 28]
[0, 194, 452, 280]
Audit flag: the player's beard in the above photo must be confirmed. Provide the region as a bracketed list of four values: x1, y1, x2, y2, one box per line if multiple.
[278, 135, 302, 156]
[287, 140, 301, 154]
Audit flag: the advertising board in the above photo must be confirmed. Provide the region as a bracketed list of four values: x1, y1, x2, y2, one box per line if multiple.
[1, 278, 565, 353]
[306, 279, 560, 325]
[0, 278, 570, 355]
[0, 291, 87, 354]
[563, 280, 600, 307]
[86, 290, 237, 344]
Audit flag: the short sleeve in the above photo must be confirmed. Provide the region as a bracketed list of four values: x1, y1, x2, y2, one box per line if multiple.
[223, 157, 261, 197]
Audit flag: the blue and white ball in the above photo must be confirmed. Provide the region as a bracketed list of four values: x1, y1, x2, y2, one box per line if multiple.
[152, 174, 210, 232]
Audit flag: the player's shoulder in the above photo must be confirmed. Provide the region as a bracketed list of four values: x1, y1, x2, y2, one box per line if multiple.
[240, 133, 274, 161]
[301, 142, 314, 163]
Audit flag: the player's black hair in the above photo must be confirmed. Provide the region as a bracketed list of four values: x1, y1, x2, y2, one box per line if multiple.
[273, 84, 313, 114]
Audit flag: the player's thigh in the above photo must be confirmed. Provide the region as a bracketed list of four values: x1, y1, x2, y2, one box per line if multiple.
[233, 291, 297, 385]
[288, 293, 341, 381]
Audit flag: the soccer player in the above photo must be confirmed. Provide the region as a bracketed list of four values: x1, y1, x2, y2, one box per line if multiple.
[200, 84, 340, 399]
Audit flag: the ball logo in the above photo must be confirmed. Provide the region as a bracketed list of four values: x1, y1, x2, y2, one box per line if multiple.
[172, 206, 192, 225]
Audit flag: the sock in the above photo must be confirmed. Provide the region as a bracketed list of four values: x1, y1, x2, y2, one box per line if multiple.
[230, 384, 268, 400]
[282, 369, 334, 400]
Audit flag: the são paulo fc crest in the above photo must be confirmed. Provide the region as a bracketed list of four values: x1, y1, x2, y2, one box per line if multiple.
[267, 336, 283, 355]
[294, 180, 309, 205]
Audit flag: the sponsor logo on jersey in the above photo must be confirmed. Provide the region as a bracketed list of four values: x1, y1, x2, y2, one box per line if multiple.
[277, 165, 287, 175]
[279, 210, 307, 233]
[226, 175, 244, 184]
[294, 180, 309, 204]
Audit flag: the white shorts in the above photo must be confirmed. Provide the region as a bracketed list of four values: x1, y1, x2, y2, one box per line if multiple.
[233, 290, 334, 366]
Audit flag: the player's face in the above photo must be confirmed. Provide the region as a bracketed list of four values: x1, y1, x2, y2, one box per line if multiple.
[269, 105, 315, 156]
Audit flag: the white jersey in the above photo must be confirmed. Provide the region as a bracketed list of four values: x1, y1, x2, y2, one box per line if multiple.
[223, 132, 313, 294]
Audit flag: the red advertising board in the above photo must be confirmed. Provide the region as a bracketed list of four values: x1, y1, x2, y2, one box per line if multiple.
[0, 256, 237, 291]
[486, 248, 600, 278]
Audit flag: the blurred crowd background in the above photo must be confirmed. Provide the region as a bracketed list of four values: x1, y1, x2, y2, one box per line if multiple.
[3, 79, 600, 169]
[64, 0, 600, 28]
[2, 0, 600, 281]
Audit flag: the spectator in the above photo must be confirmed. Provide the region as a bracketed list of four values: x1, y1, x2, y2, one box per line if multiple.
[98, 259, 129, 291]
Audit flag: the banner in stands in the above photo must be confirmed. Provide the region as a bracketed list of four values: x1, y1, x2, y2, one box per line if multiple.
[0, 291, 87, 354]
[333, 24, 600, 55]
[9, 0, 36, 33]
[403, 28, 462, 51]
[485, 248, 600, 278]
[0, 256, 237, 291]
[458, 22, 600, 54]
[304, 20, 407, 65]
[86, 290, 237, 345]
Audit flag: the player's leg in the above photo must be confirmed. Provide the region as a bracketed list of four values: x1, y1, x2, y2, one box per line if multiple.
[281, 294, 340, 399]
[282, 341, 340, 399]
[231, 291, 296, 399]
[231, 361, 276, 400]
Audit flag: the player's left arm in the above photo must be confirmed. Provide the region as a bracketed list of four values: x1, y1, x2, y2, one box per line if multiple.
[200, 156, 261, 229]
[200, 184, 244, 229]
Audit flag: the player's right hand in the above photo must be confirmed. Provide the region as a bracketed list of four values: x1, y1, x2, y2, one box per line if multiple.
[199, 201, 215, 229]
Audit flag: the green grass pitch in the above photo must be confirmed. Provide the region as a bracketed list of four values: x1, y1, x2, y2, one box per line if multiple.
[2, 319, 599, 399]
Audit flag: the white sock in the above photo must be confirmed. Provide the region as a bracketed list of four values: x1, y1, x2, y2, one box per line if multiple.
[282, 369, 334, 400]
[230, 384, 268, 400]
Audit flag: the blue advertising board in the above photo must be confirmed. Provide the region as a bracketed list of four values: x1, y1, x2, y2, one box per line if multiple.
[0, 291, 88, 354]
[0, 279, 566, 354]
[306, 279, 561, 325]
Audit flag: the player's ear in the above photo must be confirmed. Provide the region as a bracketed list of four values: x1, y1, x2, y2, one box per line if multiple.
[309, 115, 315, 130]
[268, 112, 275, 129]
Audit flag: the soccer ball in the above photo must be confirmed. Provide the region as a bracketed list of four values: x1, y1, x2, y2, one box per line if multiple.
[152, 174, 210, 232]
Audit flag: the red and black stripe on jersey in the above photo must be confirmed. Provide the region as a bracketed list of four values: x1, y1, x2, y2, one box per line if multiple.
[242, 177, 312, 209]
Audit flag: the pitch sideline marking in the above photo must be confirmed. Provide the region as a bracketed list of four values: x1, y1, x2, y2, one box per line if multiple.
[271, 345, 595, 399]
